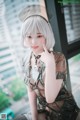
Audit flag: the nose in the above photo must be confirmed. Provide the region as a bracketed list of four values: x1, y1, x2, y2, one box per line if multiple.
[32, 38, 37, 44]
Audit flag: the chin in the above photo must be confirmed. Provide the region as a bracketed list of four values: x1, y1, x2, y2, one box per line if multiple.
[32, 49, 43, 55]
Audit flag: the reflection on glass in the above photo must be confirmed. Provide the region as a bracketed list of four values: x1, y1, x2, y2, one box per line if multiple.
[68, 54, 80, 107]
[63, 2, 80, 44]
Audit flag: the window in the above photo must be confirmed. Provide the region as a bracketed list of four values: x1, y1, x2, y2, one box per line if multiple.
[68, 53, 80, 107]
[63, 4, 80, 44]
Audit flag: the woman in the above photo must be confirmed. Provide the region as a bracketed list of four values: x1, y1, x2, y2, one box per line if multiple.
[14, 5, 79, 120]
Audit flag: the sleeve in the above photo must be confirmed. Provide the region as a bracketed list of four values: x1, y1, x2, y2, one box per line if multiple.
[56, 53, 67, 81]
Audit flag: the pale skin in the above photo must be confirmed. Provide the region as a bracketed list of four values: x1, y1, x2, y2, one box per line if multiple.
[25, 33, 63, 120]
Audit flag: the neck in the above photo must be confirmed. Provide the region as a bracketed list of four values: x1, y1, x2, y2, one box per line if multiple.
[32, 52, 41, 59]
[32, 52, 39, 57]
[32, 52, 41, 57]
[32, 49, 44, 56]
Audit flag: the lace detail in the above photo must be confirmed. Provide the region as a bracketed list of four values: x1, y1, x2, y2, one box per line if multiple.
[22, 51, 79, 120]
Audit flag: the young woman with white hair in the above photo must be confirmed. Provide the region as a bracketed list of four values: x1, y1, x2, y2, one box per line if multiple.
[14, 5, 79, 120]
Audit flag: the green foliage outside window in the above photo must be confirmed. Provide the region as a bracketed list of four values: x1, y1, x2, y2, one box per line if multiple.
[9, 77, 27, 101]
[72, 54, 80, 62]
[0, 90, 11, 111]
[0, 77, 27, 112]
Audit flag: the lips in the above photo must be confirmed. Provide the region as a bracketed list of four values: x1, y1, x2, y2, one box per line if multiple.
[31, 46, 39, 49]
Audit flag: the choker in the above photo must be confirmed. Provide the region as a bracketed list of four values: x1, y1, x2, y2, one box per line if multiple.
[32, 53, 41, 65]
[33, 54, 41, 71]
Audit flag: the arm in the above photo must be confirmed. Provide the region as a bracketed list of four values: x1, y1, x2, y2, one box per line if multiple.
[45, 57, 63, 103]
[39, 44, 66, 104]
[45, 54, 66, 103]
[27, 86, 38, 120]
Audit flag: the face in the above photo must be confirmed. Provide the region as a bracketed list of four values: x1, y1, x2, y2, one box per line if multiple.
[24, 33, 46, 55]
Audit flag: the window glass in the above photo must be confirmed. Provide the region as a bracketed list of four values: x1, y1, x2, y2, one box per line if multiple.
[0, 0, 48, 117]
[68, 54, 80, 107]
[63, 1, 80, 44]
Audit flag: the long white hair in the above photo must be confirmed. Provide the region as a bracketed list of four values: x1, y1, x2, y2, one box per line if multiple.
[21, 15, 55, 50]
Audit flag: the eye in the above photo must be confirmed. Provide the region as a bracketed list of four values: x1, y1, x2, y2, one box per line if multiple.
[37, 35, 43, 38]
[27, 36, 32, 39]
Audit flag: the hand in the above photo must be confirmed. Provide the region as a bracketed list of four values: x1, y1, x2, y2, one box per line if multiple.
[39, 44, 55, 66]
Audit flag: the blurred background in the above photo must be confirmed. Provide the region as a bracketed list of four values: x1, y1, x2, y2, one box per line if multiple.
[0, 0, 80, 119]
[0, 0, 47, 119]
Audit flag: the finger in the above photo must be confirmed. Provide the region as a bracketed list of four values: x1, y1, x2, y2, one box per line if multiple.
[48, 47, 53, 53]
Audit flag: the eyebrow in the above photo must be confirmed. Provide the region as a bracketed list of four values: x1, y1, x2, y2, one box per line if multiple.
[37, 33, 43, 35]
